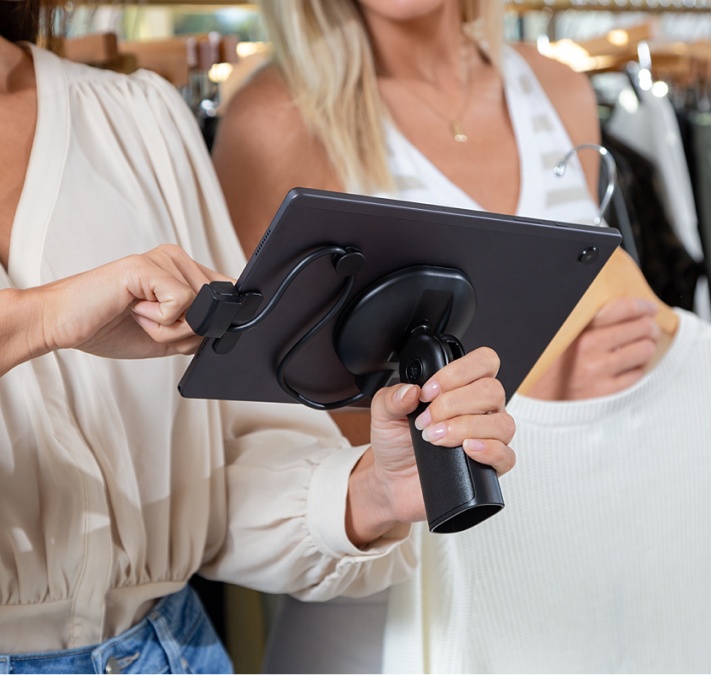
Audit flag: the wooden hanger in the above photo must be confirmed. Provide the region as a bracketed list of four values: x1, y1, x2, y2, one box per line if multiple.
[517, 247, 679, 395]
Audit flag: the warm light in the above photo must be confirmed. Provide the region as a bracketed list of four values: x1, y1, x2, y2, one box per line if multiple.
[209, 63, 234, 84]
[607, 30, 629, 47]
[236, 41, 270, 58]
[537, 38, 596, 72]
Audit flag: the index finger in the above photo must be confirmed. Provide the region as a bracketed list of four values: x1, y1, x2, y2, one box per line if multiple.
[420, 346, 501, 403]
[590, 297, 659, 329]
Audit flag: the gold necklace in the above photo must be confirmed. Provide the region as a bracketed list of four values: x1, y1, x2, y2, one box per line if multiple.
[395, 43, 474, 143]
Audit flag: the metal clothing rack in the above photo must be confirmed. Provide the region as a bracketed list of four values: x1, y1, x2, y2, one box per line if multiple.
[507, 0, 711, 13]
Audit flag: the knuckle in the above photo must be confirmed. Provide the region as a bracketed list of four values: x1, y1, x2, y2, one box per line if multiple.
[637, 338, 657, 361]
[156, 242, 180, 257]
[501, 412, 517, 442]
[618, 296, 639, 314]
[371, 386, 389, 410]
[480, 376, 505, 404]
[488, 440, 516, 474]
[476, 346, 500, 374]
[427, 395, 452, 422]
[577, 331, 597, 353]
[504, 445, 517, 472]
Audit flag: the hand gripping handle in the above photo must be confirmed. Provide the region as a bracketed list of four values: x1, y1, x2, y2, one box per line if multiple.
[399, 328, 504, 533]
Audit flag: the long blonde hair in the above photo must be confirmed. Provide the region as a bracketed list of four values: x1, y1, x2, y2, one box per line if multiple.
[257, 0, 503, 192]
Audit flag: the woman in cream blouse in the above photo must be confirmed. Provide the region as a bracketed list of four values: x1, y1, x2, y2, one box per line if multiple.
[0, 0, 515, 672]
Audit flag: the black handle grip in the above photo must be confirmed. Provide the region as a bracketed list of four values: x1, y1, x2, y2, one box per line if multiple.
[400, 329, 504, 533]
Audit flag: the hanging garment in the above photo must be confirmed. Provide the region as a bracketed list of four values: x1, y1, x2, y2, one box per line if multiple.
[605, 82, 704, 263]
[687, 111, 711, 281]
[601, 130, 704, 312]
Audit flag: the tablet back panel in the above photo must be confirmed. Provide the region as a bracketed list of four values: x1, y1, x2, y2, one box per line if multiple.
[178, 188, 621, 404]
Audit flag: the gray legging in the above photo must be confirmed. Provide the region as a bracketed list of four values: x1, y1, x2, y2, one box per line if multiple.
[262, 589, 389, 674]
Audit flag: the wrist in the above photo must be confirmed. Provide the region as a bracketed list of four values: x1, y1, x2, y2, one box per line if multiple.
[0, 286, 50, 375]
[345, 448, 399, 548]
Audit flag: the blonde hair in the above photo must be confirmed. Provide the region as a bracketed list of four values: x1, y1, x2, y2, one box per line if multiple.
[257, 0, 504, 192]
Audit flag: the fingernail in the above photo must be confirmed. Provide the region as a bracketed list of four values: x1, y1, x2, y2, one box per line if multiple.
[414, 408, 432, 430]
[396, 383, 416, 402]
[463, 439, 486, 453]
[422, 422, 447, 442]
[637, 299, 658, 314]
[420, 380, 440, 402]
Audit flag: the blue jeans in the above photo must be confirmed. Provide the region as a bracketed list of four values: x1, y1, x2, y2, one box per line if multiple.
[0, 585, 233, 674]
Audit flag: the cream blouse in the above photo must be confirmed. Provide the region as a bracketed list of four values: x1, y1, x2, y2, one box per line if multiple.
[0, 45, 414, 653]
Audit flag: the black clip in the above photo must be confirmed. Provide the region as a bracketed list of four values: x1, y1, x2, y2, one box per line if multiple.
[186, 281, 263, 338]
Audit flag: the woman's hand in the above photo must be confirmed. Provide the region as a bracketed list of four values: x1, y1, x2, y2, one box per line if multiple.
[528, 297, 661, 401]
[346, 347, 516, 546]
[2, 244, 230, 374]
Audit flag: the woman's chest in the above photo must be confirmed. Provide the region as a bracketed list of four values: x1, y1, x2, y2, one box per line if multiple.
[0, 87, 36, 270]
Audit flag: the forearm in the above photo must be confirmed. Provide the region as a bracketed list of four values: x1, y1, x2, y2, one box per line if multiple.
[0, 286, 48, 376]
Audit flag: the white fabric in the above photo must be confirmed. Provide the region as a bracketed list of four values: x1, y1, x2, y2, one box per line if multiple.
[383, 308, 711, 673]
[372, 47, 600, 227]
[606, 85, 702, 261]
[605, 85, 711, 320]
[0, 45, 415, 653]
[262, 45, 606, 675]
[377, 50, 711, 673]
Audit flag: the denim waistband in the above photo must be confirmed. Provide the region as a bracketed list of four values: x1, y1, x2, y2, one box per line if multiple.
[0, 584, 232, 674]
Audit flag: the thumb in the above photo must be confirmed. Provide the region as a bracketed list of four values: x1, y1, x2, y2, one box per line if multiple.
[372, 383, 421, 423]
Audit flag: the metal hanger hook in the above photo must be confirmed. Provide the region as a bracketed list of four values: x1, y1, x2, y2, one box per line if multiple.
[554, 143, 617, 226]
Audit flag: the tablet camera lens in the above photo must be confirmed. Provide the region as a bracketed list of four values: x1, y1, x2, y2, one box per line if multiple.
[578, 246, 599, 266]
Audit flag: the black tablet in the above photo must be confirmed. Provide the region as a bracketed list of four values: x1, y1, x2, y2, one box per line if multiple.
[178, 188, 621, 406]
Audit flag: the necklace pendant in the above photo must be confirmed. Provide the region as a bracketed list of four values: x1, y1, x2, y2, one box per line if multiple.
[451, 120, 467, 143]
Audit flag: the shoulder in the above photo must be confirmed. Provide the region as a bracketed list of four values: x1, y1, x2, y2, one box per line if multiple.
[510, 43, 594, 103]
[36, 44, 193, 129]
[217, 63, 313, 163]
[510, 43, 599, 145]
[212, 62, 338, 255]
[214, 60, 337, 197]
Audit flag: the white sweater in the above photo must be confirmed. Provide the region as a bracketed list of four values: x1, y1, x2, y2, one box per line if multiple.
[263, 44, 711, 675]
[384, 307, 711, 673]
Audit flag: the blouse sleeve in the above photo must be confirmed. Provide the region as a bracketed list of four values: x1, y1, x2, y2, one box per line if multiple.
[199, 400, 417, 600]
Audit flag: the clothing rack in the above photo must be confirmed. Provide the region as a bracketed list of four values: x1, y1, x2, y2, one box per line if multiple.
[508, 0, 711, 13]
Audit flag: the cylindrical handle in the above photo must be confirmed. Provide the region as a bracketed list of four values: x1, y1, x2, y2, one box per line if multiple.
[400, 328, 504, 533]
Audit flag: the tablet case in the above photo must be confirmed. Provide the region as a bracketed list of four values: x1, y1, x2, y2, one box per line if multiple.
[178, 188, 621, 532]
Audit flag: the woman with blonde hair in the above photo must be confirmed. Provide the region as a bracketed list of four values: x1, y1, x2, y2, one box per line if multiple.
[214, 1, 711, 672]
[214, 0, 661, 414]
[0, 0, 517, 671]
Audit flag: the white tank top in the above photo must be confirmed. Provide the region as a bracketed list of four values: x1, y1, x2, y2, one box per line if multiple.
[369, 45, 601, 228]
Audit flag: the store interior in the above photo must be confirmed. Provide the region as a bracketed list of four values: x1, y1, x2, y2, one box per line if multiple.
[44, 0, 711, 671]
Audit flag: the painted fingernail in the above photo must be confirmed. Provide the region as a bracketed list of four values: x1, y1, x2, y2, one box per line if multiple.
[421, 380, 440, 402]
[637, 299, 658, 314]
[396, 383, 416, 402]
[414, 408, 432, 430]
[463, 439, 486, 452]
[422, 422, 447, 443]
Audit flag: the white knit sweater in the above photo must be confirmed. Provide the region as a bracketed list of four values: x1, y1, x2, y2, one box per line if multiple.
[383, 308, 711, 673]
